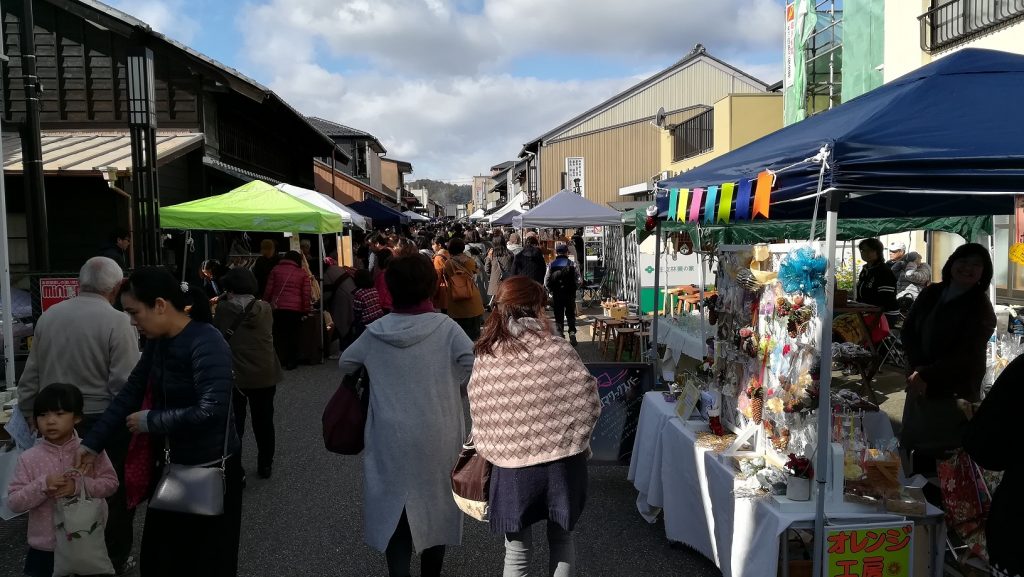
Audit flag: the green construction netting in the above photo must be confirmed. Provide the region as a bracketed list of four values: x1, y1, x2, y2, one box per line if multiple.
[842, 0, 885, 103]
[629, 211, 992, 245]
[161, 180, 345, 234]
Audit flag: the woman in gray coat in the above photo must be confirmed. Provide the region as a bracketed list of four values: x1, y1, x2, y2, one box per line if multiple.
[339, 254, 474, 577]
[213, 268, 283, 479]
[485, 235, 513, 302]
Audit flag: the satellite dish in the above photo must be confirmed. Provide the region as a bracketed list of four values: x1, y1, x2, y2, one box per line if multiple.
[651, 107, 667, 129]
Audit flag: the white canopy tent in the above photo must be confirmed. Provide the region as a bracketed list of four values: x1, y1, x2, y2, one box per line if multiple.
[468, 208, 486, 220]
[487, 191, 527, 224]
[403, 210, 430, 222]
[513, 189, 622, 228]
[275, 183, 368, 230]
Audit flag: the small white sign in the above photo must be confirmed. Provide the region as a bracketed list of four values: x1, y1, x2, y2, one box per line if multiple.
[566, 157, 585, 197]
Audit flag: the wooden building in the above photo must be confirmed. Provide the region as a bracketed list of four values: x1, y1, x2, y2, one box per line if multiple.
[1, 0, 348, 271]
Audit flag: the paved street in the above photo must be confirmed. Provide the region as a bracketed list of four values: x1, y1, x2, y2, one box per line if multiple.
[1, 336, 721, 577]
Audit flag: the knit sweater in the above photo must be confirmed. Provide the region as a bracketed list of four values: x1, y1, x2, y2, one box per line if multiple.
[468, 318, 601, 468]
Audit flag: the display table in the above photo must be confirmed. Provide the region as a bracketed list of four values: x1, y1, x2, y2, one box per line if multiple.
[655, 316, 711, 366]
[629, 392, 946, 577]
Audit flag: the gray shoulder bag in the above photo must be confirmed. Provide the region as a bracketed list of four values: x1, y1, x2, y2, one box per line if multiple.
[149, 348, 233, 516]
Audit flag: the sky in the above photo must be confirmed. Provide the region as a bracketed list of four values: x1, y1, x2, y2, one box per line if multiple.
[106, 0, 787, 183]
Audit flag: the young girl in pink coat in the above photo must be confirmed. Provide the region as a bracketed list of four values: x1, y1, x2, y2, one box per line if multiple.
[8, 383, 118, 577]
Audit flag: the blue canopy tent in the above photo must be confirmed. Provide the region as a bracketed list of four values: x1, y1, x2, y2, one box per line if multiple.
[656, 48, 1024, 576]
[659, 48, 1024, 220]
[347, 199, 410, 227]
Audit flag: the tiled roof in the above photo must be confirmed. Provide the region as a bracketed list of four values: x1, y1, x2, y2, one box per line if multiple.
[306, 117, 373, 138]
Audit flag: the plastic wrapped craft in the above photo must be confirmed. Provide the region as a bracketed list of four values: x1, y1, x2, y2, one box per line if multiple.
[778, 245, 828, 295]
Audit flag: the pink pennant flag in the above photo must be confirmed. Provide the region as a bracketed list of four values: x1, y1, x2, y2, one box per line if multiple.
[688, 187, 705, 222]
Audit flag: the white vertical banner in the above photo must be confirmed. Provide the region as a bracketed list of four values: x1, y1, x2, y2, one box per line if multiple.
[784, 2, 797, 88]
[566, 157, 585, 197]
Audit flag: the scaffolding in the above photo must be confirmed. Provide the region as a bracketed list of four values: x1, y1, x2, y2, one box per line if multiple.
[805, 0, 844, 116]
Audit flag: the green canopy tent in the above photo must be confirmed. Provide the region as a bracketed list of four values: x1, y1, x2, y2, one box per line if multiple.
[161, 180, 344, 234]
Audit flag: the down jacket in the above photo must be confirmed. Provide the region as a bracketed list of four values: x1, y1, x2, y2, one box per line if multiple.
[263, 259, 312, 314]
[82, 321, 241, 466]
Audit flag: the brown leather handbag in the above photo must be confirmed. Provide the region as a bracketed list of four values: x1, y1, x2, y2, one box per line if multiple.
[450, 436, 491, 521]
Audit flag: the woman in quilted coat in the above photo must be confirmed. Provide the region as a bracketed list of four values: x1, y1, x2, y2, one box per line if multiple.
[263, 251, 311, 370]
[467, 276, 601, 577]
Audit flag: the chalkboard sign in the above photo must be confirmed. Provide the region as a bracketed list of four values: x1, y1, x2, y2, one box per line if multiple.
[587, 362, 655, 463]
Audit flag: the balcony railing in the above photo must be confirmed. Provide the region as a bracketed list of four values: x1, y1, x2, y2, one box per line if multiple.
[920, 0, 1024, 52]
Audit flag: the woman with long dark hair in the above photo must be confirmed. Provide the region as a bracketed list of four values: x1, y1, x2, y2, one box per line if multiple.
[901, 243, 996, 502]
[468, 276, 601, 577]
[76, 267, 243, 576]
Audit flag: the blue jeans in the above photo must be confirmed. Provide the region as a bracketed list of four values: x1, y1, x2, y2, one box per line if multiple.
[503, 521, 575, 577]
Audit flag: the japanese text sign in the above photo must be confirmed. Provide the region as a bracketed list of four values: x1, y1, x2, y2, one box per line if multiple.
[826, 522, 914, 577]
[39, 278, 79, 312]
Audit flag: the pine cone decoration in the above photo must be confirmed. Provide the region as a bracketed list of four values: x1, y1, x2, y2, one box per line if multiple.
[750, 396, 764, 425]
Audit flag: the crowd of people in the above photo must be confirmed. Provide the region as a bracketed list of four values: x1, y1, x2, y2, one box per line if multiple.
[6, 221, 598, 577]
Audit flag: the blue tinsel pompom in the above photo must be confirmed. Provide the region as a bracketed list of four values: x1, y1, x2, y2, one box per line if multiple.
[778, 246, 828, 295]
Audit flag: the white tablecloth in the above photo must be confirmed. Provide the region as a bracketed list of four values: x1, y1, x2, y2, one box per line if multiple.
[655, 316, 710, 365]
[630, 392, 944, 577]
[627, 392, 677, 522]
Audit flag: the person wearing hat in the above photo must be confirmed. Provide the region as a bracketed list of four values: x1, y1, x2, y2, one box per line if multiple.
[886, 242, 907, 274]
[545, 242, 582, 345]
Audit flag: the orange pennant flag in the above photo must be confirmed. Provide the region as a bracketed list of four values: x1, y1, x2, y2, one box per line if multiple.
[752, 171, 775, 219]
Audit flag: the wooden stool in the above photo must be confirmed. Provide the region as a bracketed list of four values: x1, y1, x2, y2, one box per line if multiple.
[591, 316, 610, 342]
[633, 331, 651, 360]
[615, 327, 639, 361]
[602, 320, 624, 355]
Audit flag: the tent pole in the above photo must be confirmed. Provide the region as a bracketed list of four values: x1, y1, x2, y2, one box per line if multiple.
[812, 192, 841, 577]
[650, 220, 662, 369]
[695, 224, 707, 351]
[319, 234, 326, 362]
[0, 129, 16, 389]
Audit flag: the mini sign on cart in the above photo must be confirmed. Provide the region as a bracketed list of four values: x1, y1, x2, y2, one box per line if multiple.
[825, 521, 914, 577]
[675, 383, 702, 420]
[39, 278, 79, 312]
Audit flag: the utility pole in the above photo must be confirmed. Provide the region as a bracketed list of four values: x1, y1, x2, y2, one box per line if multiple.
[20, 0, 49, 271]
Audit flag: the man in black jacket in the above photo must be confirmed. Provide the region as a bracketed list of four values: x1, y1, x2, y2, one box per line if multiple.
[545, 243, 581, 345]
[512, 236, 547, 285]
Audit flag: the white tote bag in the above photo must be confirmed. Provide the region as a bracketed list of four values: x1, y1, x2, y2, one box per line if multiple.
[53, 471, 114, 576]
[0, 446, 23, 520]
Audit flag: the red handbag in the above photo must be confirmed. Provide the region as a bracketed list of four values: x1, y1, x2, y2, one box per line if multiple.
[322, 368, 369, 455]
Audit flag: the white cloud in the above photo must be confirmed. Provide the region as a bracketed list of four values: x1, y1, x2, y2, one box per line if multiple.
[106, 0, 200, 44]
[237, 0, 786, 180]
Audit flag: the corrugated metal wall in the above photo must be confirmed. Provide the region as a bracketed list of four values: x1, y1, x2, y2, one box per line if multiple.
[553, 60, 764, 141]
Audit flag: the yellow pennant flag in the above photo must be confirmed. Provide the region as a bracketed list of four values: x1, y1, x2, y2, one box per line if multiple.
[676, 188, 689, 222]
[717, 183, 735, 223]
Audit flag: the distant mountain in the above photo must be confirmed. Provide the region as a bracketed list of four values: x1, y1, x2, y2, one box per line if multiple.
[408, 179, 471, 206]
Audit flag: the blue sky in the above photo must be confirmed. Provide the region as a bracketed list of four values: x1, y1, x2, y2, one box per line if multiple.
[107, 0, 786, 181]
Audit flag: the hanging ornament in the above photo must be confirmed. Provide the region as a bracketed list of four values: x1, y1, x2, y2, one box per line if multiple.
[778, 245, 828, 295]
[1010, 242, 1024, 265]
[645, 205, 658, 231]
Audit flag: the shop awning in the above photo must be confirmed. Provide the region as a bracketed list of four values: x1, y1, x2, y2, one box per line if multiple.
[2, 130, 203, 175]
[348, 199, 410, 226]
[161, 180, 344, 233]
[658, 48, 1024, 220]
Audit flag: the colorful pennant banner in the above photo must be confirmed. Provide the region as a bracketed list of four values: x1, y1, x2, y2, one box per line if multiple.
[676, 188, 689, 222]
[717, 182, 735, 223]
[688, 187, 704, 222]
[667, 188, 679, 221]
[753, 171, 775, 219]
[703, 185, 718, 224]
[735, 179, 753, 220]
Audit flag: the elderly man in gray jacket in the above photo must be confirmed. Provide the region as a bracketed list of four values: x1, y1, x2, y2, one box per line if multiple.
[17, 255, 140, 574]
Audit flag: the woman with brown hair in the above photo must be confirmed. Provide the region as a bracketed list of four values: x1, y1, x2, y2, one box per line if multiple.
[467, 276, 601, 577]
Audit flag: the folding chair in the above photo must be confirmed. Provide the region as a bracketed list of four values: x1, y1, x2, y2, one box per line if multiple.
[580, 267, 605, 308]
[878, 313, 908, 370]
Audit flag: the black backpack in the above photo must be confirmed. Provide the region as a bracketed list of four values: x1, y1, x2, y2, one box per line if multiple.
[547, 263, 577, 294]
